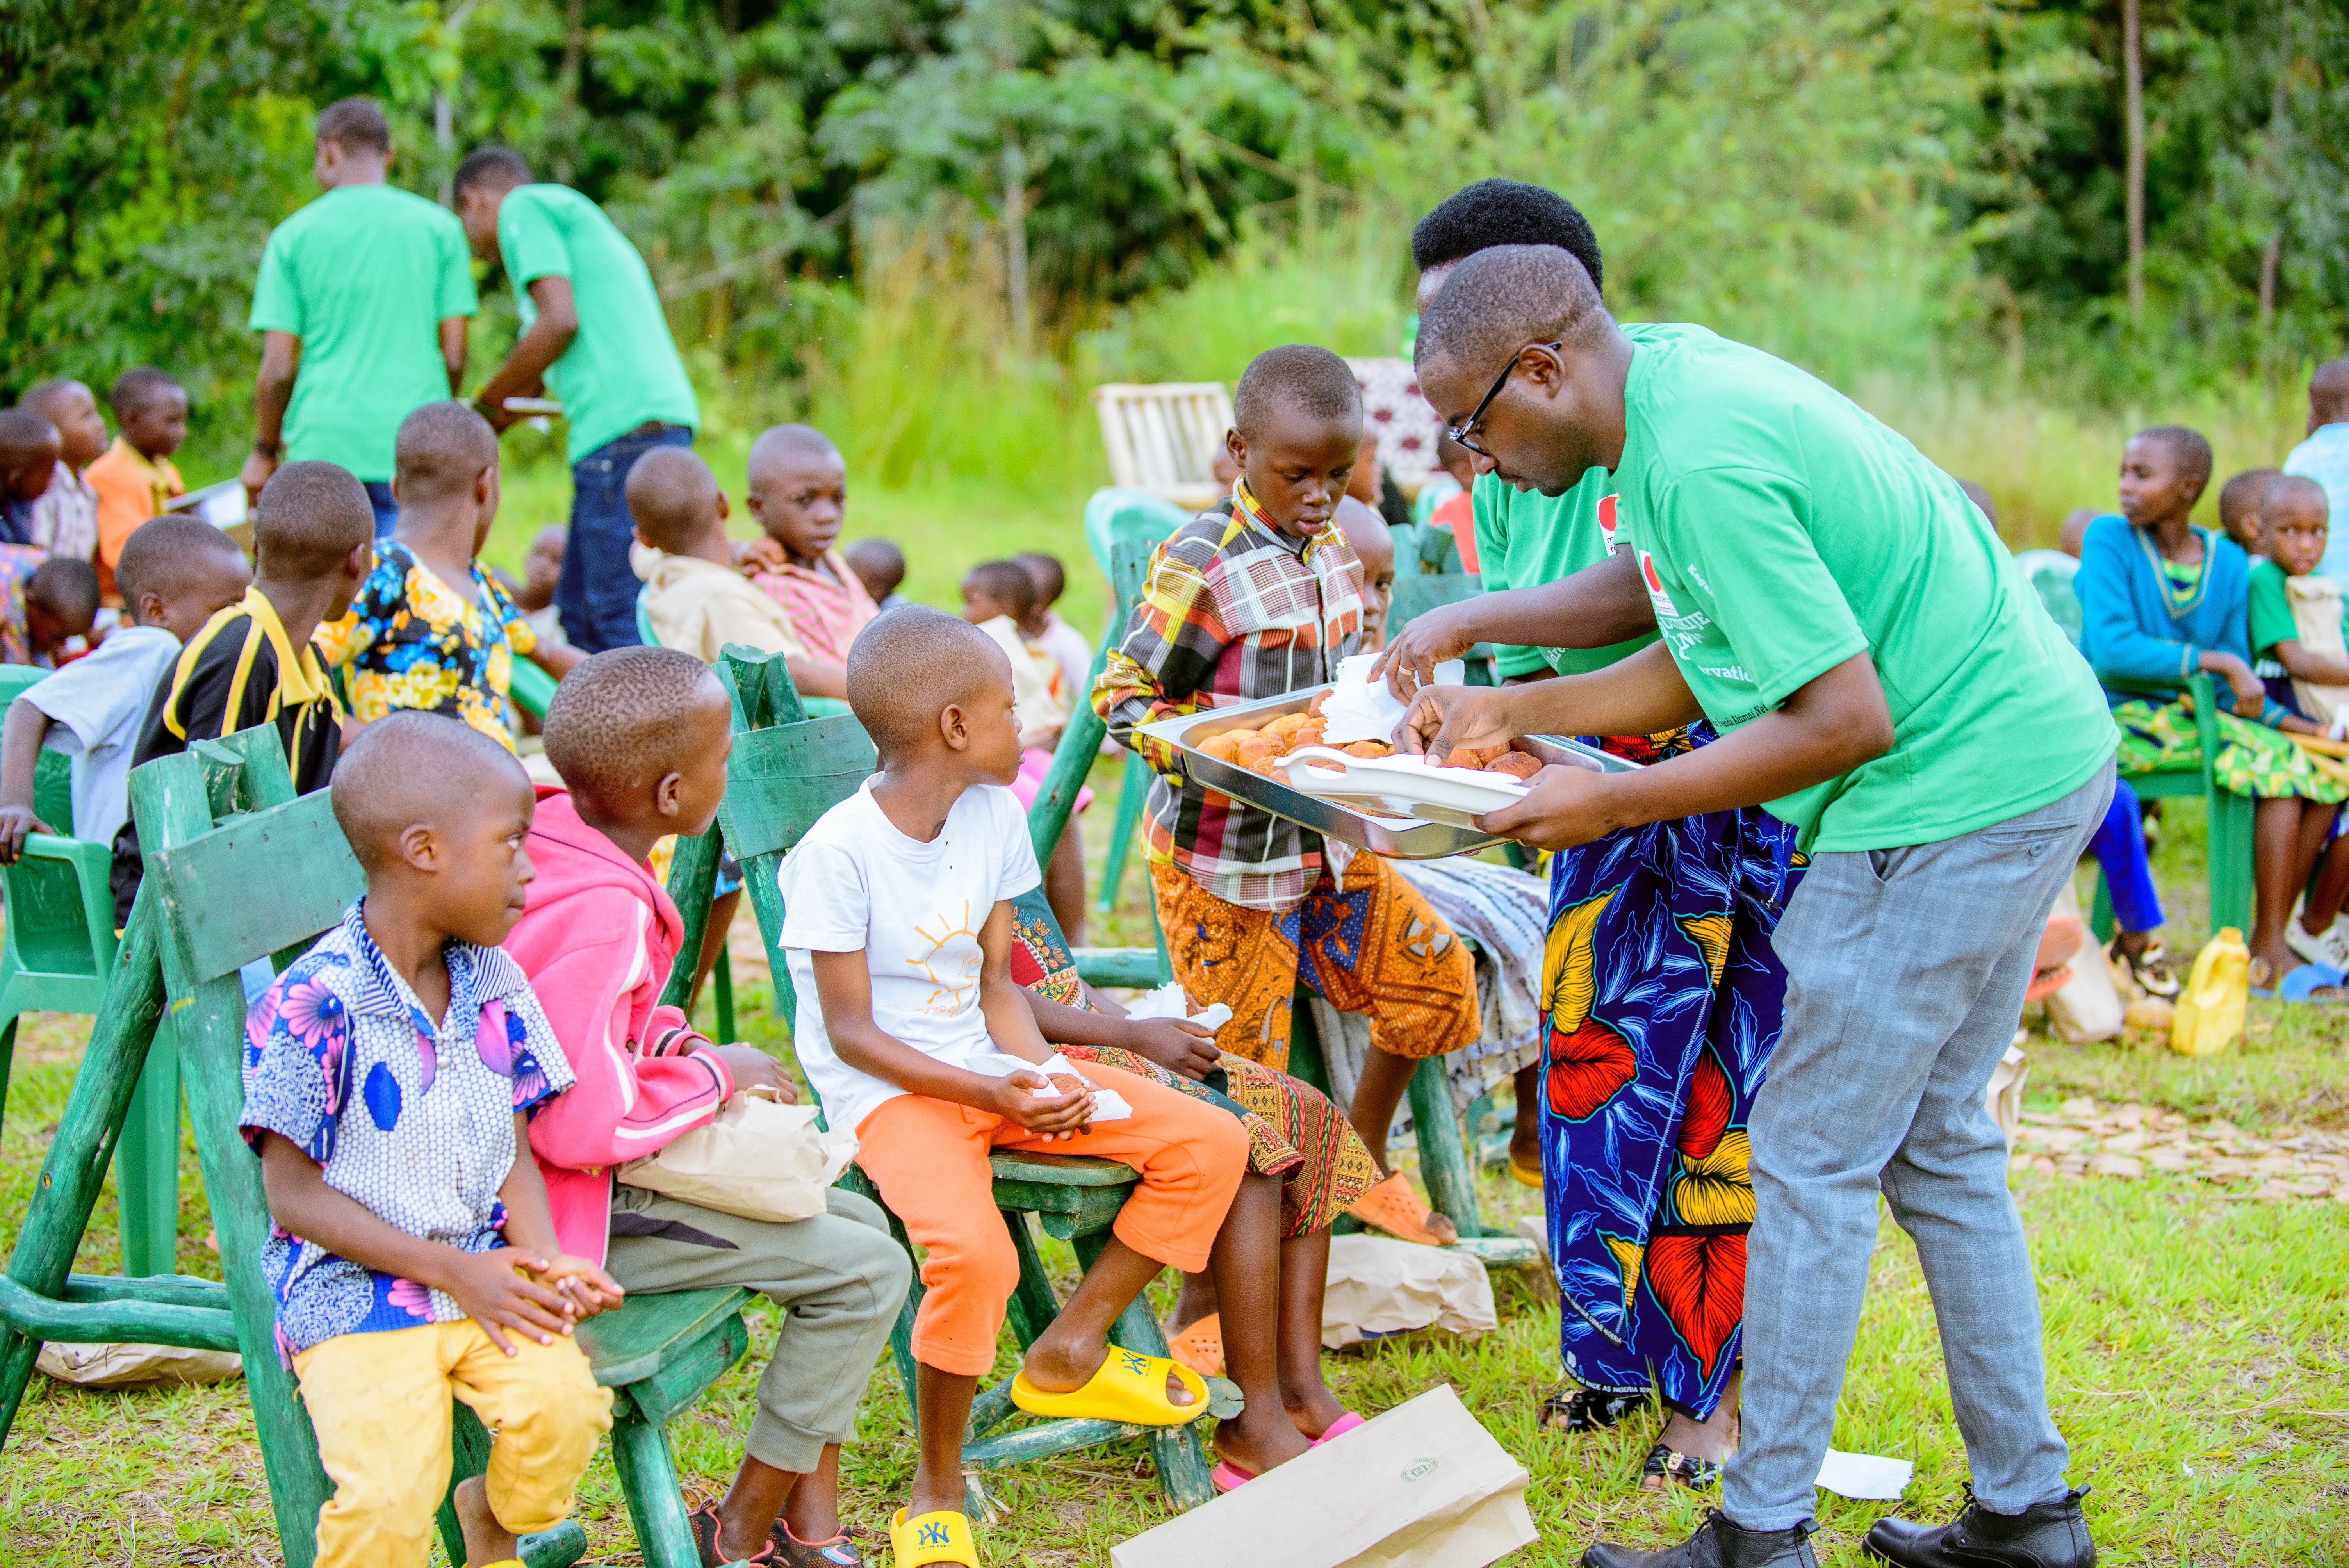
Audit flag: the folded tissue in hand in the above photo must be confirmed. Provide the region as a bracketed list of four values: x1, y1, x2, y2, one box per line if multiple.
[1122, 981, 1235, 1034]
[968, 1049, 1135, 1121]
[1319, 652, 1465, 745]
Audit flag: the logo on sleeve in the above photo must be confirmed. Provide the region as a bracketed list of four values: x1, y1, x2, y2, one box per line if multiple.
[1637, 549, 1677, 615]
[1597, 492, 1621, 554]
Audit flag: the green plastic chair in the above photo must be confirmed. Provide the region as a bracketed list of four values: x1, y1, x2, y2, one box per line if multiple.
[2029, 562, 2252, 937]
[0, 723, 759, 1568]
[689, 645, 1227, 1518]
[510, 652, 558, 720]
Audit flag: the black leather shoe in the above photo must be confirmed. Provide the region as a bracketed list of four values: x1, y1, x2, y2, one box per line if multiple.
[1583, 1509, 1818, 1568]
[1865, 1486, 2097, 1568]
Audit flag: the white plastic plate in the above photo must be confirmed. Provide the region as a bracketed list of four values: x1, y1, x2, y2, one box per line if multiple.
[1278, 746, 1533, 828]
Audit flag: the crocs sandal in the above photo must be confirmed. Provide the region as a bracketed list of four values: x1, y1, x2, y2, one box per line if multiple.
[1009, 1345, 1209, 1425]
[889, 1509, 979, 1568]
[1166, 1313, 1224, 1379]
[1212, 1459, 1256, 1492]
[2250, 959, 2349, 1002]
[1508, 1153, 1542, 1189]
[1347, 1171, 1457, 1247]
[1538, 1386, 1642, 1433]
[1639, 1440, 1722, 1491]
[773, 1522, 864, 1567]
[689, 1502, 777, 1565]
[1310, 1410, 1367, 1446]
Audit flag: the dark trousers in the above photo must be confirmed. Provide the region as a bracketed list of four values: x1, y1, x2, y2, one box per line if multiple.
[558, 423, 694, 652]
[361, 481, 399, 541]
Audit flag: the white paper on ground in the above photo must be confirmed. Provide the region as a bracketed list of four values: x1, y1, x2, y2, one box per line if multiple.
[1321, 652, 1465, 745]
[967, 1049, 1135, 1121]
[1814, 1449, 1913, 1500]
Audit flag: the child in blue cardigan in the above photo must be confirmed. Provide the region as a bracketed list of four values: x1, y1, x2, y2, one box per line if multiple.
[2077, 425, 2349, 1000]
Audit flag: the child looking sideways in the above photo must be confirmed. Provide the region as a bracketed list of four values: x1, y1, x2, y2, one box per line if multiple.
[627, 447, 847, 698]
[12, 558, 99, 668]
[88, 367, 191, 604]
[1011, 551, 1094, 704]
[959, 558, 1090, 944]
[318, 403, 582, 749]
[241, 713, 617, 1568]
[842, 536, 907, 610]
[741, 423, 879, 663]
[0, 407, 61, 549]
[2080, 427, 2349, 998]
[20, 379, 107, 564]
[1097, 344, 1480, 1244]
[780, 606, 1248, 1568]
[512, 649, 910, 1568]
[2220, 467, 2279, 558]
[0, 520, 249, 861]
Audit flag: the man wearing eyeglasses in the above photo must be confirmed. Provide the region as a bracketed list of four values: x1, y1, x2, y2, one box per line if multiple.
[1395, 244, 2113, 1568]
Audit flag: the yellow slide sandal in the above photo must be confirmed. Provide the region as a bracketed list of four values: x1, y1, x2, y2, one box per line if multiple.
[1009, 1345, 1209, 1426]
[891, 1507, 980, 1566]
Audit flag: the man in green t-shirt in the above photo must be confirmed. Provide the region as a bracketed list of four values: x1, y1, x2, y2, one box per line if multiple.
[1403, 246, 2113, 1568]
[453, 147, 701, 652]
[243, 98, 478, 537]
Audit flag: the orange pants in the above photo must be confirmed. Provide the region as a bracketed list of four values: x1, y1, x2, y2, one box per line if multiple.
[854, 1063, 1249, 1377]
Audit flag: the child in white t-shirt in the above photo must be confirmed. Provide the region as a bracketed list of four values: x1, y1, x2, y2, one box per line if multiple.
[776, 605, 1246, 1568]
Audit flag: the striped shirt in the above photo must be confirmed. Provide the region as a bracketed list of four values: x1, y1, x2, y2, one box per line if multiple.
[1095, 484, 1365, 911]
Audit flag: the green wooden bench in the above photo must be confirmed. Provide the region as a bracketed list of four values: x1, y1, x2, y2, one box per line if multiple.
[672, 645, 1228, 1518]
[0, 724, 755, 1568]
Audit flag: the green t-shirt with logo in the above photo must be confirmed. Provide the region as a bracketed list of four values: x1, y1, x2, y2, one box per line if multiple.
[1610, 324, 2115, 852]
[497, 184, 699, 464]
[1471, 470, 1659, 677]
[248, 184, 478, 482]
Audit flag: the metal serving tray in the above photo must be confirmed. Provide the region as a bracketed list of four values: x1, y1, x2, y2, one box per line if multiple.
[1135, 684, 1641, 859]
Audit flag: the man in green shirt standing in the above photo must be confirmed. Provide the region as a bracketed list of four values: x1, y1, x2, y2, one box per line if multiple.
[243, 98, 478, 536]
[452, 147, 700, 652]
[1402, 246, 2114, 1568]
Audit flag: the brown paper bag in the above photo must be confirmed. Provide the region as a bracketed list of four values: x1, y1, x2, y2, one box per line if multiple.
[616, 1084, 856, 1223]
[1322, 1235, 1498, 1349]
[37, 1341, 243, 1388]
[1109, 1384, 1537, 1568]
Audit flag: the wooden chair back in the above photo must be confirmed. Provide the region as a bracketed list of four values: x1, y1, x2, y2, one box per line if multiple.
[1091, 383, 1232, 511]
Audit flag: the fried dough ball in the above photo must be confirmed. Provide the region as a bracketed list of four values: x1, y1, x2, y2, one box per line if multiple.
[1291, 720, 1328, 749]
[1266, 712, 1315, 741]
[1306, 689, 1330, 718]
[1344, 741, 1392, 759]
[1198, 734, 1244, 765]
[1248, 754, 1289, 778]
[1237, 735, 1285, 767]
[1486, 750, 1545, 781]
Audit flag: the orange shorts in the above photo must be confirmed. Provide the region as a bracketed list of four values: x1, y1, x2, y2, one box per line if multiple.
[853, 1063, 1249, 1377]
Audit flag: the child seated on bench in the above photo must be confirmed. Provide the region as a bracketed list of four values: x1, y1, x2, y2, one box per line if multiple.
[241, 713, 617, 1568]
[742, 422, 879, 663]
[12, 557, 100, 668]
[779, 605, 1249, 1568]
[1096, 344, 1481, 1245]
[0, 517, 250, 861]
[511, 647, 913, 1568]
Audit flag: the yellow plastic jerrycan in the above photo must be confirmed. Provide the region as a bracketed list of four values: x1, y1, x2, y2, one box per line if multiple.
[2170, 927, 2249, 1057]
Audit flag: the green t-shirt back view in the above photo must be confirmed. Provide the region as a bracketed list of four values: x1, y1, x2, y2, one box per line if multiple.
[248, 183, 479, 482]
[1609, 324, 2116, 852]
[496, 184, 699, 464]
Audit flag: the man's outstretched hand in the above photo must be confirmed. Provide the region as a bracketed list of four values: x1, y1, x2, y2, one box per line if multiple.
[1395, 685, 1520, 764]
[1371, 598, 1485, 700]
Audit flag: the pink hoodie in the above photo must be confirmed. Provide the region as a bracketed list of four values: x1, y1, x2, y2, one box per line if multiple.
[510, 786, 736, 1264]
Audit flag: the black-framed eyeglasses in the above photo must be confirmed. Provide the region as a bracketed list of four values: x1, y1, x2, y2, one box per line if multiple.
[1445, 340, 1563, 459]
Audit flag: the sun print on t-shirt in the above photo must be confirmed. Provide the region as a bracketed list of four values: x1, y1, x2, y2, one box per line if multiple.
[908, 900, 985, 1015]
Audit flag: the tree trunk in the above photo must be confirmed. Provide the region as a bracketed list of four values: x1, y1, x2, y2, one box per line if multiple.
[2123, 0, 2145, 325]
[555, 0, 586, 184]
[1003, 137, 1031, 353]
[2258, 1, 2292, 332]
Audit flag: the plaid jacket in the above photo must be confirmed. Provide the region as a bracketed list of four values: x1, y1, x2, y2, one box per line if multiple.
[1094, 489, 1365, 911]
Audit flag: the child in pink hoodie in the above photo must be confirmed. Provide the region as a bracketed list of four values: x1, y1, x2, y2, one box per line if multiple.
[510, 647, 911, 1568]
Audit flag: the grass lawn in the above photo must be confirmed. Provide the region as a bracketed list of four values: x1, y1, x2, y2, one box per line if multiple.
[0, 778, 2344, 1564]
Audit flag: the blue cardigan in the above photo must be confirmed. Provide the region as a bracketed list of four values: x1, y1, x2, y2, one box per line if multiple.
[2076, 514, 2251, 701]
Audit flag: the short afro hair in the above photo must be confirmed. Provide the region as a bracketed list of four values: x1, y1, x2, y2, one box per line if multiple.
[2135, 425, 2213, 493]
[543, 647, 727, 809]
[2218, 468, 2278, 534]
[1411, 180, 1604, 292]
[333, 711, 528, 871]
[252, 461, 374, 580]
[109, 367, 184, 422]
[453, 145, 533, 198]
[27, 558, 99, 629]
[843, 537, 905, 597]
[1012, 551, 1065, 606]
[2261, 472, 2329, 521]
[624, 447, 721, 553]
[316, 97, 391, 156]
[846, 605, 1006, 763]
[1415, 243, 1610, 388]
[962, 560, 1037, 618]
[115, 516, 247, 611]
[394, 401, 498, 505]
[1232, 344, 1362, 443]
[0, 406, 59, 465]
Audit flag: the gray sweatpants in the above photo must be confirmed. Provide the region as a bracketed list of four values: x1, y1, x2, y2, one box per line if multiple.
[1724, 763, 2111, 1531]
[606, 1184, 913, 1474]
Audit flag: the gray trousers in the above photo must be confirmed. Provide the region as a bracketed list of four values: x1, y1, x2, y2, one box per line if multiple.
[1724, 763, 2111, 1531]
[606, 1184, 913, 1474]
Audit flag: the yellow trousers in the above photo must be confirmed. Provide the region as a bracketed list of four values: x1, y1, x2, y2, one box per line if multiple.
[293, 1320, 613, 1568]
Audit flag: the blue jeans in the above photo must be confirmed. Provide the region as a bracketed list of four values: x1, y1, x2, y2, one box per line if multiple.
[362, 481, 399, 540]
[2087, 777, 2163, 934]
[559, 424, 693, 652]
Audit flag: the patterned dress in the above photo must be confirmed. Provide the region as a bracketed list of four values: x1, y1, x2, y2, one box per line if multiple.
[315, 541, 538, 750]
[1542, 724, 1802, 1421]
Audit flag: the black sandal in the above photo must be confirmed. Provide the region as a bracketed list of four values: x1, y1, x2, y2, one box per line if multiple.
[1640, 1440, 1723, 1490]
[771, 1521, 868, 1567]
[1538, 1386, 1643, 1432]
[688, 1500, 778, 1566]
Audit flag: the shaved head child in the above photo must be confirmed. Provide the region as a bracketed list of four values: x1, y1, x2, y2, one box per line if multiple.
[960, 557, 1091, 943]
[318, 402, 580, 750]
[87, 367, 191, 604]
[19, 558, 98, 666]
[2285, 358, 2349, 581]
[507, 647, 911, 1564]
[2220, 467, 2279, 556]
[779, 604, 1247, 1566]
[743, 423, 879, 663]
[20, 379, 107, 563]
[242, 712, 615, 1568]
[0, 406, 61, 550]
[1095, 344, 1480, 1239]
[626, 445, 850, 699]
[843, 535, 906, 609]
[1012, 549, 1096, 713]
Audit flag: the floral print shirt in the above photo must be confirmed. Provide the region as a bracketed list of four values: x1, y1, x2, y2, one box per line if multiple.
[316, 542, 537, 750]
[239, 903, 574, 1360]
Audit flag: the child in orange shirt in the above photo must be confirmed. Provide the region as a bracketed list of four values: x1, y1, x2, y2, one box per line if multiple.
[86, 368, 189, 605]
